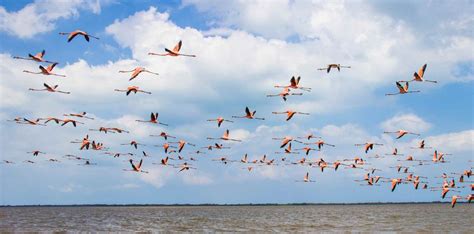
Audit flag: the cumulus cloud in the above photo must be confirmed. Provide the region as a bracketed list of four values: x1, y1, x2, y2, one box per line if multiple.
[425, 130, 474, 153]
[0, 0, 109, 39]
[380, 113, 431, 133]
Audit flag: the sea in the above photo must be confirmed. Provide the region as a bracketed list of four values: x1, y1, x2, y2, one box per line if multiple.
[1, 204, 473, 232]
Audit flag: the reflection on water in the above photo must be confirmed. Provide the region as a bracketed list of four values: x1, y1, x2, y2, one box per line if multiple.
[0, 204, 472, 232]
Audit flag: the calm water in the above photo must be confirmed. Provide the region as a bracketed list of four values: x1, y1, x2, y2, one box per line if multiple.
[1, 204, 473, 232]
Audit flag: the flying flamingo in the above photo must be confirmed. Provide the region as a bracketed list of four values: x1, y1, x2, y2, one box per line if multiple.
[178, 162, 197, 172]
[121, 140, 146, 149]
[61, 119, 84, 127]
[384, 130, 420, 139]
[272, 136, 303, 148]
[272, 110, 309, 121]
[63, 112, 94, 120]
[59, 30, 99, 42]
[411, 140, 431, 149]
[266, 87, 303, 101]
[169, 140, 196, 153]
[114, 86, 151, 95]
[296, 172, 315, 182]
[385, 81, 420, 96]
[18, 118, 45, 126]
[232, 107, 264, 120]
[317, 64, 351, 73]
[401, 64, 437, 83]
[275, 143, 299, 155]
[207, 117, 233, 127]
[13, 50, 56, 63]
[274, 76, 311, 91]
[38, 117, 62, 124]
[123, 159, 148, 173]
[207, 129, 241, 142]
[355, 142, 383, 154]
[295, 147, 317, 155]
[305, 140, 335, 150]
[136, 112, 168, 126]
[386, 148, 403, 156]
[29, 83, 70, 94]
[118, 67, 159, 81]
[297, 133, 321, 140]
[148, 40, 196, 57]
[150, 132, 176, 140]
[27, 150, 46, 156]
[23, 63, 65, 77]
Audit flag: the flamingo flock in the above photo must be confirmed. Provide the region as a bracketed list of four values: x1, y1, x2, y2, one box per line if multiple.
[3, 27, 472, 208]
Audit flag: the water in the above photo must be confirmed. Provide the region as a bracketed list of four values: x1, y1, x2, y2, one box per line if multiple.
[1, 204, 472, 232]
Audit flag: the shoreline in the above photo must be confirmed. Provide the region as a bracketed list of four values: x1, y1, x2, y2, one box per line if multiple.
[1, 201, 468, 207]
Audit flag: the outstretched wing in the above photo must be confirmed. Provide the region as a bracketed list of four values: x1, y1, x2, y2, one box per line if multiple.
[172, 40, 182, 53]
[129, 160, 138, 171]
[245, 107, 251, 116]
[43, 83, 53, 89]
[418, 64, 427, 78]
[290, 76, 296, 86]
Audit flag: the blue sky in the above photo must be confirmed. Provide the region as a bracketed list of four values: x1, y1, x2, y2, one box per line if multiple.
[0, 0, 472, 205]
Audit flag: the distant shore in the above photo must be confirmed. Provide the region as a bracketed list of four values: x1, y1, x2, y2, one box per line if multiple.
[2, 201, 469, 207]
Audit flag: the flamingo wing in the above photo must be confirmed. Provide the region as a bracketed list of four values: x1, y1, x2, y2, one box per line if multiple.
[418, 64, 427, 78]
[173, 40, 182, 53]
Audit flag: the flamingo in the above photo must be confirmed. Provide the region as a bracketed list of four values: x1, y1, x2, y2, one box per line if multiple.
[23, 160, 35, 164]
[63, 112, 94, 120]
[232, 107, 264, 120]
[272, 110, 310, 121]
[89, 127, 112, 134]
[297, 133, 321, 140]
[27, 150, 46, 156]
[385, 81, 420, 96]
[384, 130, 420, 139]
[59, 30, 99, 42]
[207, 129, 241, 142]
[61, 119, 84, 127]
[294, 147, 317, 156]
[296, 172, 315, 182]
[13, 50, 56, 63]
[355, 142, 383, 154]
[178, 162, 197, 172]
[272, 136, 302, 148]
[266, 87, 303, 101]
[317, 64, 351, 73]
[150, 132, 176, 140]
[169, 140, 196, 153]
[124, 159, 148, 173]
[411, 140, 431, 149]
[159, 143, 176, 154]
[207, 117, 233, 127]
[29, 83, 70, 94]
[275, 143, 299, 155]
[274, 76, 311, 91]
[114, 86, 151, 95]
[18, 118, 45, 126]
[119, 67, 159, 81]
[148, 40, 196, 57]
[402, 64, 437, 83]
[305, 140, 335, 150]
[23, 63, 65, 77]
[38, 117, 62, 124]
[121, 140, 146, 149]
[136, 112, 168, 126]
[386, 148, 403, 156]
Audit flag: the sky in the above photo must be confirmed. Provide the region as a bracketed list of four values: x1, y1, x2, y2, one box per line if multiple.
[0, 0, 473, 205]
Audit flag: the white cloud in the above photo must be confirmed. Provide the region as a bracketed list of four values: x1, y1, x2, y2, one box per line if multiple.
[181, 171, 213, 185]
[0, 0, 108, 39]
[425, 130, 474, 153]
[380, 113, 431, 133]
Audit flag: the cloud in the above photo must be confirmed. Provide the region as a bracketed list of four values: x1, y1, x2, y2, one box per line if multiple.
[380, 113, 431, 133]
[425, 130, 474, 153]
[181, 171, 213, 185]
[0, 0, 108, 39]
